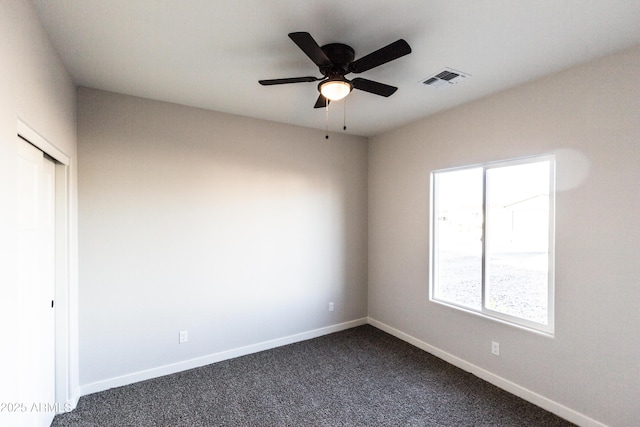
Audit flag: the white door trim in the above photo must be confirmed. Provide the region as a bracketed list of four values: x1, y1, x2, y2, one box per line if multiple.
[17, 119, 69, 165]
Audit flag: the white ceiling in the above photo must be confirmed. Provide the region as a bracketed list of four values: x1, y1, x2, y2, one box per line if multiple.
[33, 0, 640, 137]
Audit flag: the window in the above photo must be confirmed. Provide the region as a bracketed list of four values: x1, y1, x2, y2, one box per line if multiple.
[430, 156, 555, 333]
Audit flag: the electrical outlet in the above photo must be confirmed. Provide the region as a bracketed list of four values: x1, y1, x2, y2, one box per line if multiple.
[179, 330, 188, 344]
[329, 302, 334, 312]
[491, 341, 499, 356]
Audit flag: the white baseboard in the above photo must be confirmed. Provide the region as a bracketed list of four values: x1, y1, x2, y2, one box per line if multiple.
[58, 395, 79, 415]
[366, 317, 606, 427]
[80, 318, 368, 396]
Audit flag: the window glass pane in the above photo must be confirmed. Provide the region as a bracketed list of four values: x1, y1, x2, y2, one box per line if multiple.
[433, 168, 483, 310]
[484, 161, 550, 324]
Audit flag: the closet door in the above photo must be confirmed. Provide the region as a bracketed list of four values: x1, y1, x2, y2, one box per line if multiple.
[16, 137, 55, 427]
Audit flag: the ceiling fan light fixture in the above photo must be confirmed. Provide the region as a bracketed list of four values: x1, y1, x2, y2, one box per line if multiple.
[320, 79, 352, 101]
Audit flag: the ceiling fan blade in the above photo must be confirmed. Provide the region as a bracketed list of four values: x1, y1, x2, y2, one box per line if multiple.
[259, 76, 321, 85]
[349, 39, 411, 73]
[352, 78, 398, 97]
[314, 94, 330, 109]
[289, 32, 333, 67]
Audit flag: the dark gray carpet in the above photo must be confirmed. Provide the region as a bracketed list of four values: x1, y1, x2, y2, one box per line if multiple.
[53, 325, 573, 426]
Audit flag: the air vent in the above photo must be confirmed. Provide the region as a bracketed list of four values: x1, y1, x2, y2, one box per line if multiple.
[422, 68, 470, 89]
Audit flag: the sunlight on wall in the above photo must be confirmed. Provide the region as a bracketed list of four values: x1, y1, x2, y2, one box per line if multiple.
[554, 148, 590, 191]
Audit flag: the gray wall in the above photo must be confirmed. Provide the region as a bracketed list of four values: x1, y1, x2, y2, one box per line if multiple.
[0, 0, 79, 419]
[368, 46, 640, 427]
[77, 88, 369, 389]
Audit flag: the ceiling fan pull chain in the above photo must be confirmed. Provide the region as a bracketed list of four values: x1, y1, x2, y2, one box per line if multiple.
[343, 98, 347, 131]
[325, 101, 329, 139]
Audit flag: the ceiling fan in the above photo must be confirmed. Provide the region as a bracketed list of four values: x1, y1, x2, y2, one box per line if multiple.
[259, 32, 411, 108]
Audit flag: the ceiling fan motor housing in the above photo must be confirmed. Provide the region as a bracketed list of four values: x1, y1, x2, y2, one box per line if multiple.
[319, 43, 355, 77]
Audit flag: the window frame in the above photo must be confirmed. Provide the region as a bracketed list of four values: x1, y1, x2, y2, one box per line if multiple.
[429, 155, 556, 334]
